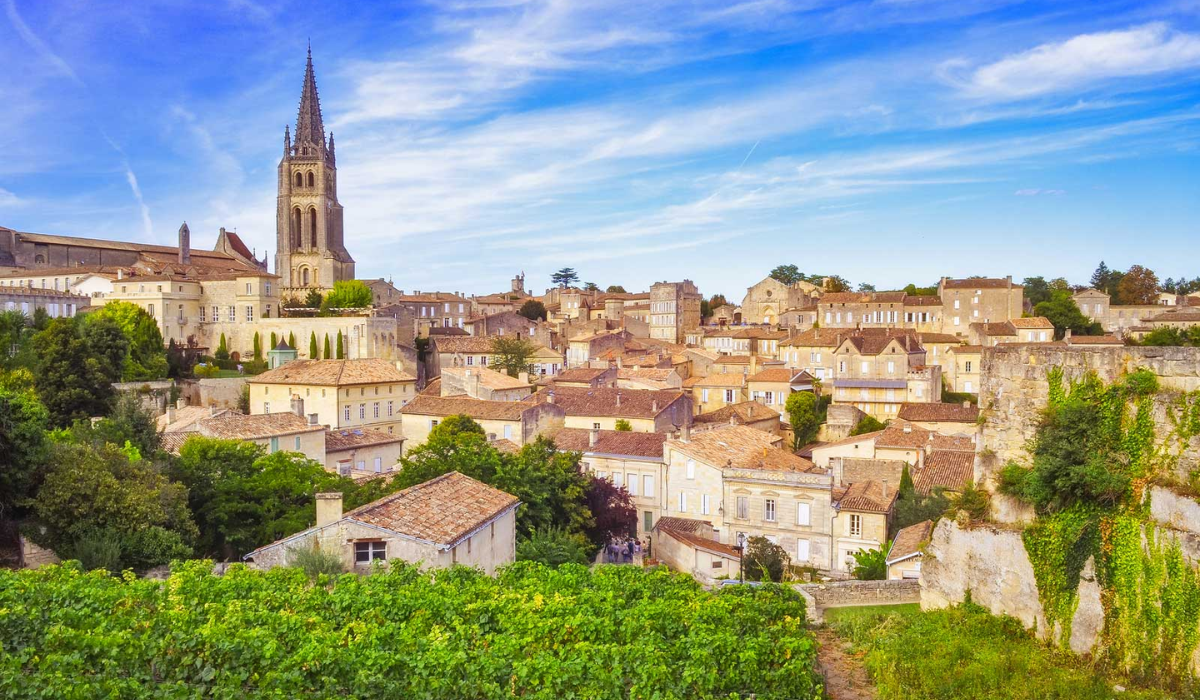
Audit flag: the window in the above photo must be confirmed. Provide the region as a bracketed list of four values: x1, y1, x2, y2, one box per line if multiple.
[887, 361, 895, 374]
[466, 356, 474, 366]
[702, 389, 709, 403]
[212, 305, 219, 321]
[373, 457, 382, 473]
[503, 424, 512, 440]
[147, 304, 155, 317]
[387, 401, 394, 417]
[246, 283, 252, 294]
[269, 437, 279, 453]
[964, 381, 973, 393]
[246, 305, 253, 322]
[797, 539, 811, 562]
[797, 502, 811, 526]
[228, 306, 235, 322]
[849, 514, 863, 537]
[359, 404, 365, 419]
[724, 389, 734, 403]
[764, 391, 774, 405]
[953, 316, 960, 326]
[915, 385, 924, 398]
[264, 402, 271, 414]
[357, 460, 365, 471]
[344, 405, 351, 422]
[481, 356, 488, 366]
[685, 459, 695, 479]
[965, 361, 973, 373]
[678, 492, 687, 512]
[265, 282, 271, 295]
[736, 496, 748, 519]
[954, 299, 960, 309]
[613, 472, 624, 488]
[860, 361, 869, 374]
[354, 541, 386, 564]
[644, 511, 654, 533]
[643, 474, 655, 498]
[628, 474, 639, 496]
[765, 499, 776, 522]
[294, 436, 301, 450]
[199, 307, 205, 322]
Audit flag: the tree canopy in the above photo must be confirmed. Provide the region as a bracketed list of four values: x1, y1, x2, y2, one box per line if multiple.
[490, 335, 537, 378]
[34, 317, 126, 427]
[320, 280, 373, 312]
[786, 392, 823, 450]
[517, 299, 547, 322]
[86, 302, 168, 381]
[1033, 290, 1103, 339]
[605, 285, 627, 294]
[769, 264, 803, 285]
[551, 268, 579, 288]
[1116, 265, 1159, 305]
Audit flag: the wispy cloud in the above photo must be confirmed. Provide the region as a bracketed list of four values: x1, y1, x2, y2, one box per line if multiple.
[949, 23, 1200, 100]
[3, 0, 84, 85]
[0, 188, 21, 208]
[1014, 188, 1065, 196]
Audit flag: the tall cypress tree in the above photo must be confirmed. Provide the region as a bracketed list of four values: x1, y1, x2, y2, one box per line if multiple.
[336, 331, 344, 359]
[288, 332, 296, 349]
[270, 332, 278, 349]
[309, 332, 318, 359]
[323, 334, 332, 359]
[253, 332, 262, 360]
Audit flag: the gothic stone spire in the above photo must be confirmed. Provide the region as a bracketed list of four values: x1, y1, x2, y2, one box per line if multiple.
[294, 45, 327, 155]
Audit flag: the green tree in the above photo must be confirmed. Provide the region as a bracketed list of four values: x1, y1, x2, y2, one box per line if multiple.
[551, 268, 579, 288]
[69, 392, 162, 458]
[320, 280, 373, 312]
[336, 331, 345, 358]
[851, 546, 887, 580]
[87, 301, 168, 380]
[495, 437, 593, 539]
[583, 282, 599, 292]
[253, 332, 262, 361]
[605, 285, 627, 294]
[518, 299, 547, 322]
[851, 414, 886, 436]
[1090, 261, 1112, 291]
[287, 332, 296, 349]
[392, 417, 504, 490]
[857, 283, 876, 293]
[490, 335, 537, 377]
[215, 334, 230, 362]
[33, 440, 196, 569]
[614, 419, 632, 431]
[823, 276, 852, 292]
[270, 332, 278, 349]
[743, 536, 790, 582]
[304, 288, 324, 308]
[1023, 276, 1052, 307]
[769, 264, 802, 285]
[309, 332, 319, 359]
[34, 318, 126, 427]
[0, 310, 35, 373]
[323, 334, 332, 359]
[903, 283, 938, 296]
[892, 465, 950, 531]
[1033, 290, 1103, 339]
[0, 387, 48, 522]
[1117, 264, 1159, 305]
[785, 392, 821, 449]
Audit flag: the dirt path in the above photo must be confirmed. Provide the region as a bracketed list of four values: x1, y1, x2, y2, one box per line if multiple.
[815, 627, 877, 700]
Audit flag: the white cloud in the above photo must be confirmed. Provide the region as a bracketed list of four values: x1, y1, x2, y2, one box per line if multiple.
[0, 188, 21, 207]
[954, 23, 1200, 99]
[123, 166, 154, 240]
[1014, 188, 1065, 196]
[4, 0, 84, 86]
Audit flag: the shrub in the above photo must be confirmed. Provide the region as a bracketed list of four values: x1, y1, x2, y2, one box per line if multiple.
[851, 414, 886, 436]
[516, 527, 592, 568]
[851, 546, 887, 580]
[614, 419, 632, 431]
[288, 546, 346, 580]
[948, 481, 991, 522]
[194, 363, 220, 378]
[997, 462, 1031, 498]
[743, 536, 790, 582]
[70, 528, 123, 572]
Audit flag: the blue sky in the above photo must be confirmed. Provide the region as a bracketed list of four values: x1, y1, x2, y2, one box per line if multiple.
[1, 0, 1198, 298]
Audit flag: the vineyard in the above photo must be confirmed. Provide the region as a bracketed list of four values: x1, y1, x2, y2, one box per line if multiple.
[0, 560, 824, 699]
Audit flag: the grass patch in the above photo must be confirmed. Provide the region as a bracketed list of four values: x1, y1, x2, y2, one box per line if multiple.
[822, 603, 919, 625]
[826, 602, 1189, 700]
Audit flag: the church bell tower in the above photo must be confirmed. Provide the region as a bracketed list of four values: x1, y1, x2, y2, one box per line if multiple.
[275, 46, 355, 292]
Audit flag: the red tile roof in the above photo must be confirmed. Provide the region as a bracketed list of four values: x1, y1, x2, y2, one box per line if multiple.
[533, 386, 686, 419]
[896, 402, 979, 423]
[548, 428, 667, 459]
[915, 450, 975, 494]
[886, 520, 933, 564]
[343, 472, 519, 546]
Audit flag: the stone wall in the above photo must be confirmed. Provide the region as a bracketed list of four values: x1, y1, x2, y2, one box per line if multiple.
[820, 403, 866, 442]
[797, 579, 921, 622]
[977, 345, 1200, 485]
[194, 377, 249, 409]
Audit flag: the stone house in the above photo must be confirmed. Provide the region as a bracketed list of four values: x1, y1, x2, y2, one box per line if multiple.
[530, 386, 692, 432]
[937, 277, 1023, 336]
[776, 328, 845, 381]
[946, 345, 982, 394]
[464, 311, 537, 339]
[740, 276, 821, 326]
[551, 366, 618, 388]
[652, 517, 741, 584]
[566, 329, 630, 368]
[429, 335, 496, 378]
[649, 280, 702, 343]
[551, 428, 668, 537]
[830, 331, 938, 420]
[0, 285, 89, 319]
[243, 472, 519, 574]
[885, 519, 933, 580]
[746, 367, 809, 415]
[895, 402, 979, 432]
[528, 344, 564, 378]
[617, 368, 683, 391]
[661, 425, 836, 570]
[831, 480, 895, 573]
[692, 373, 747, 415]
[248, 358, 417, 435]
[160, 408, 327, 464]
[1147, 309, 1200, 331]
[324, 428, 405, 476]
[690, 401, 781, 436]
[440, 366, 534, 402]
[398, 394, 565, 449]
[915, 332, 964, 378]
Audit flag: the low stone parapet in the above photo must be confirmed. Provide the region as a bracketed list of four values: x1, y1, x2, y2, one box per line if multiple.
[797, 578, 921, 622]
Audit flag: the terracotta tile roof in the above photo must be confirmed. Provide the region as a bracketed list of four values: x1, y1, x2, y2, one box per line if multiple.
[950, 345, 983, 353]
[420, 377, 442, 396]
[692, 401, 779, 425]
[886, 520, 933, 564]
[930, 435, 975, 452]
[534, 386, 686, 419]
[657, 523, 742, 559]
[399, 395, 534, 421]
[915, 450, 975, 494]
[199, 412, 322, 440]
[617, 368, 676, 381]
[896, 402, 979, 423]
[343, 472, 520, 546]
[817, 429, 885, 450]
[917, 332, 962, 344]
[874, 423, 933, 449]
[693, 373, 746, 388]
[941, 277, 1020, 289]
[250, 359, 415, 386]
[157, 405, 233, 432]
[834, 480, 897, 513]
[1066, 335, 1123, 345]
[820, 292, 868, 304]
[428, 326, 471, 337]
[1150, 311, 1200, 322]
[668, 425, 814, 472]
[713, 355, 752, 364]
[1009, 316, 1054, 329]
[160, 432, 192, 455]
[841, 331, 923, 356]
[747, 367, 797, 383]
[553, 367, 611, 383]
[433, 336, 495, 354]
[905, 296, 943, 307]
[0, 286, 89, 299]
[442, 366, 530, 391]
[325, 428, 403, 451]
[976, 322, 1016, 336]
[488, 438, 522, 454]
[548, 427, 667, 459]
[779, 327, 848, 348]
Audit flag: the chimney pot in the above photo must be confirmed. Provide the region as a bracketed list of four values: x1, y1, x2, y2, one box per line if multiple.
[315, 492, 343, 528]
[882, 479, 889, 499]
[681, 422, 691, 443]
[291, 394, 304, 417]
[308, 412, 318, 425]
[589, 427, 599, 447]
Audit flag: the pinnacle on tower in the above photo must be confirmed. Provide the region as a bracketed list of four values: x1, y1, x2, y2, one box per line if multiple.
[283, 124, 291, 156]
[294, 45, 327, 155]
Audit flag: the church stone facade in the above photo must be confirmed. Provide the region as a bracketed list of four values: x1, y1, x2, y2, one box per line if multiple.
[275, 48, 355, 295]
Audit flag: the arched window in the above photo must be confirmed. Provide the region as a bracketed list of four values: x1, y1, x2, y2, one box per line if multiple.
[291, 207, 302, 249]
[307, 171, 315, 187]
[34, 254, 45, 264]
[309, 208, 318, 246]
[294, 172, 303, 187]
[301, 268, 310, 286]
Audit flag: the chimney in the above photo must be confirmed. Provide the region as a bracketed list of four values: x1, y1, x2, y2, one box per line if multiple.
[546, 390, 555, 404]
[117, 269, 124, 280]
[616, 391, 622, 407]
[291, 394, 304, 417]
[832, 457, 845, 487]
[210, 404, 219, 416]
[651, 398, 658, 413]
[166, 404, 177, 425]
[1064, 328, 1073, 341]
[589, 427, 599, 447]
[178, 223, 190, 265]
[308, 413, 319, 425]
[747, 404, 754, 417]
[315, 492, 342, 528]
[902, 425, 911, 433]
[882, 479, 889, 499]
[519, 371, 529, 384]
[681, 422, 691, 443]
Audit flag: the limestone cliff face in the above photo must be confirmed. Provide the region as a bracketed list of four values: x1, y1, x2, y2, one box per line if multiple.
[975, 345, 1200, 490]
